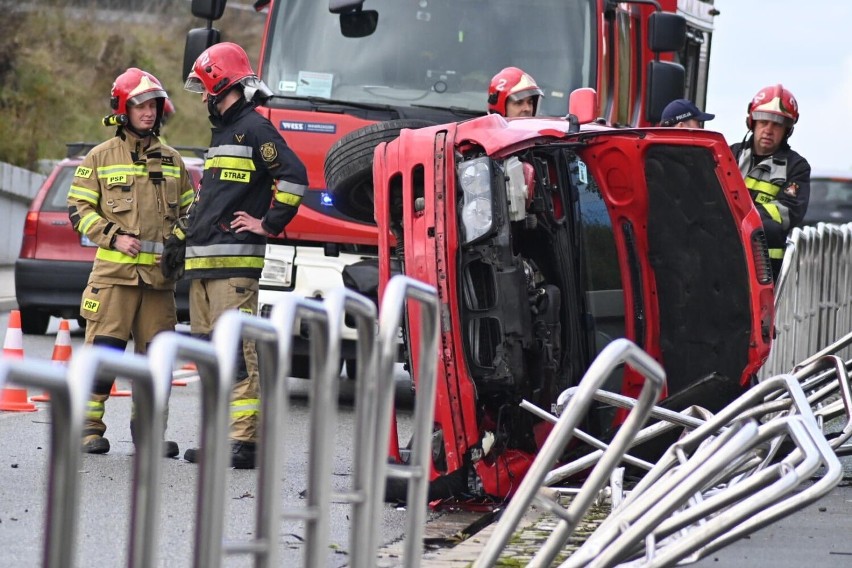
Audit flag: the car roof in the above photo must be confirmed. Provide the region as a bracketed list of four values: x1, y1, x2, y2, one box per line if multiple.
[810, 169, 852, 181]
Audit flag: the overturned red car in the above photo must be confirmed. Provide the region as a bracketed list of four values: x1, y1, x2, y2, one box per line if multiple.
[332, 102, 774, 501]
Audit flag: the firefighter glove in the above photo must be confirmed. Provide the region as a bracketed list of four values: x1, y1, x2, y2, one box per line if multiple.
[161, 218, 188, 280]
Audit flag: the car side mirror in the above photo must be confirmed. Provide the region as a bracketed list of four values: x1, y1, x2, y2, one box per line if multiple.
[569, 88, 599, 126]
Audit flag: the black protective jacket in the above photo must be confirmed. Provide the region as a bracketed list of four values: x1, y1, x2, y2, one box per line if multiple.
[185, 99, 308, 280]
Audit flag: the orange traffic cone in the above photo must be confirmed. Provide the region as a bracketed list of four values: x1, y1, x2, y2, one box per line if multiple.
[32, 319, 73, 402]
[110, 379, 131, 397]
[0, 310, 36, 412]
[172, 362, 198, 387]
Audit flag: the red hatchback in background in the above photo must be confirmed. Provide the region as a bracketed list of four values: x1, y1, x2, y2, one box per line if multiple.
[14, 143, 204, 334]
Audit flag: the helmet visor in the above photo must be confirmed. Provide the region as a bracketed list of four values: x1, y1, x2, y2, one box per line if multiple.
[128, 89, 168, 107]
[184, 74, 205, 94]
[751, 111, 793, 127]
[507, 86, 544, 103]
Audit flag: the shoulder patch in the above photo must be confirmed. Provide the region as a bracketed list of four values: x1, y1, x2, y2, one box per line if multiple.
[74, 166, 93, 179]
[161, 155, 175, 166]
[783, 182, 799, 198]
[260, 142, 278, 162]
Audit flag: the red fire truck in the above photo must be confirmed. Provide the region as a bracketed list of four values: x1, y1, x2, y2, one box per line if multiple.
[184, 0, 719, 377]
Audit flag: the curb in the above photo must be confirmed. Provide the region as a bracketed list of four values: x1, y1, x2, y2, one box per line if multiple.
[0, 299, 18, 312]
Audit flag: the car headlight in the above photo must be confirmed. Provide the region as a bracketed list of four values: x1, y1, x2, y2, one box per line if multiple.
[458, 157, 493, 244]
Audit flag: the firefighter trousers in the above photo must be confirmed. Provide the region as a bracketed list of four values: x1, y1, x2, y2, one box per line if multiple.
[189, 277, 260, 443]
[80, 281, 177, 438]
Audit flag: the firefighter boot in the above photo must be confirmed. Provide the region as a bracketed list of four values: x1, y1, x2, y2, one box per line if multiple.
[183, 441, 256, 469]
[130, 410, 180, 458]
[82, 393, 111, 454]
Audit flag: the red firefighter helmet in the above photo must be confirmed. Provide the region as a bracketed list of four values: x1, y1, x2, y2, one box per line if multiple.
[185, 42, 257, 96]
[110, 68, 169, 117]
[487, 67, 544, 116]
[746, 84, 799, 132]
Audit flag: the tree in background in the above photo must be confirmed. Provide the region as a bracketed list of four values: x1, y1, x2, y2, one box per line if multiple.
[0, 1, 262, 170]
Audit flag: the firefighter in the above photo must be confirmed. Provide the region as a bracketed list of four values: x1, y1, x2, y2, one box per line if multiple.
[487, 67, 544, 118]
[730, 84, 811, 280]
[68, 68, 196, 456]
[660, 98, 715, 128]
[179, 42, 308, 469]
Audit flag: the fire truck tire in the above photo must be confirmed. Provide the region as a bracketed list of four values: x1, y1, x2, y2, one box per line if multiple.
[324, 119, 435, 223]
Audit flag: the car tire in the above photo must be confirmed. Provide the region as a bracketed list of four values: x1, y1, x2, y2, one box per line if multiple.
[20, 308, 50, 335]
[324, 119, 435, 223]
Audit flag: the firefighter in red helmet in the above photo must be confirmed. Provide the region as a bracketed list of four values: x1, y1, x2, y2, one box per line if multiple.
[730, 84, 811, 280]
[68, 68, 196, 457]
[488, 67, 544, 118]
[180, 42, 308, 469]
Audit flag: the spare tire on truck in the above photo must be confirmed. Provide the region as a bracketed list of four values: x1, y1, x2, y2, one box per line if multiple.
[324, 119, 434, 224]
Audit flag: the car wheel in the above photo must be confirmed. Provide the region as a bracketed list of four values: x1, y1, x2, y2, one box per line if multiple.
[324, 119, 435, 224]
[20, 308, 50, 335]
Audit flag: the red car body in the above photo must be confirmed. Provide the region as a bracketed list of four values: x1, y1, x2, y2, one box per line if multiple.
[374, 115, 774, 500]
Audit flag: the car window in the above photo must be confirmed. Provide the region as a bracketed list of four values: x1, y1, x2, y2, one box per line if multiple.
[812, 178, 852, 204]
[576, 164, 620, 291]
[41, 165, 77, 213]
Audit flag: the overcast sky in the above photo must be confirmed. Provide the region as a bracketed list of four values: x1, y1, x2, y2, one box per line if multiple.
[705, 1, 852, 172]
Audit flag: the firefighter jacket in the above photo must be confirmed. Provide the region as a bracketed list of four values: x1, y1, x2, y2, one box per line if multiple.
[730, 140, 811, 261]
[185, 99, 308, 280]
[67, 132, 196, 289]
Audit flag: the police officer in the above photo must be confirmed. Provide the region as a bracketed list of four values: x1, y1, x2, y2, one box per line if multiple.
[730, 84, 811, 280]
[660, 98, 715, 129]
[68, 68, 196, 456]
[487, 67, 544, 118]
[180, 42, 308, 469]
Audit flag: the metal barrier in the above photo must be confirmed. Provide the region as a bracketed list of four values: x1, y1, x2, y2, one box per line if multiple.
[0, 358, 91, 568]
[148, 274, 439, 568]
[474, 339, 666, 567]
[766, 223, 852, 377]
[0, 274, 439, 568]
[473, 339, 845, 567]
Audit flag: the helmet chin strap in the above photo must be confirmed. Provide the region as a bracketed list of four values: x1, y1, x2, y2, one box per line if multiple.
[123, 123, 159, 139]
[207, 93, 223, 119]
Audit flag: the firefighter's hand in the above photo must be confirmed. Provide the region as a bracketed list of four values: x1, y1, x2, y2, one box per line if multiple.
[231, 211, 266, 236]
[113, 234, 141, 257]
[160, 234, 186, 280]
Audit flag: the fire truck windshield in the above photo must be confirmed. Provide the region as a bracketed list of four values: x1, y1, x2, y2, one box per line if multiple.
[262, 0, 595, 117]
